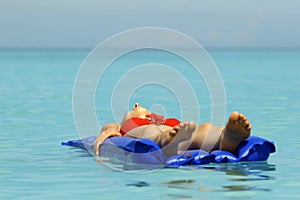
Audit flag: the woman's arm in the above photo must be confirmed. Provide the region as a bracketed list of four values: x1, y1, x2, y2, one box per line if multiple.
[94, 123, 121, 155]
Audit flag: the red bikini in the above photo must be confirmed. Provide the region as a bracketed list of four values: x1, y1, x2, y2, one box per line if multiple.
[120, 113, 181, 136]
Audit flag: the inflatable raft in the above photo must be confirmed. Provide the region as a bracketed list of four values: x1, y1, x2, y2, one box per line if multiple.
[62, 135, 275, 167]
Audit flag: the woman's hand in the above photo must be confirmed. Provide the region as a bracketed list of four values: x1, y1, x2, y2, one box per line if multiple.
[146, 113, 165, 125]
[94, 124, 121, 155]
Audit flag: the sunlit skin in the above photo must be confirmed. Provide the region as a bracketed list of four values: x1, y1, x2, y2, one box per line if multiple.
[94, 103, 251, 157]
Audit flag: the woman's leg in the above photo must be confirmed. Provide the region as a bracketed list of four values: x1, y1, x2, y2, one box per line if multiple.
[178, 122, 222, 152]
[179, 111, 251, 154]
[124, 122, 195, 157]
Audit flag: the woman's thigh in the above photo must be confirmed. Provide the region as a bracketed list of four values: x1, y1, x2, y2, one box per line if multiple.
[179, 123, 221, 152]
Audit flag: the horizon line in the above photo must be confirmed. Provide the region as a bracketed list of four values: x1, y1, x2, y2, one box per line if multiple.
[1, 46, 300, 51]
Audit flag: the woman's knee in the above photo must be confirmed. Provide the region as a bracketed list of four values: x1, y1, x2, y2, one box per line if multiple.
[198, 122, 215, 131]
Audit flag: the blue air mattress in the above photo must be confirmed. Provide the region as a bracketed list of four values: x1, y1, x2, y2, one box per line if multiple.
[62, 136, 275, 167]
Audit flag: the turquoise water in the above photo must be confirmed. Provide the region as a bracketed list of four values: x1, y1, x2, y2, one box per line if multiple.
[1, 49, 300, 199]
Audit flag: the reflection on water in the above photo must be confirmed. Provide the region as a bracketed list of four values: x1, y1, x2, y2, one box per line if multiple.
[222, 185, 270, 192]
[69, 149, 93, 158]
[163, 179, 196, 185]
[201, 161, 276, 180]
[167, 194, 193, 199]
[126, 181, 150, 187]
[71, 145, 277, 196]
[161, 179, 197, 190]
[160, 161, 276, 195]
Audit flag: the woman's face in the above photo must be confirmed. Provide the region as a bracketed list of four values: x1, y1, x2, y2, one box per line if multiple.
[122, 103, 150, 122]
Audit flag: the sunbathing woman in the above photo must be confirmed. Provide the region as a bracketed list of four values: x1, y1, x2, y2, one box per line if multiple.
[94, 103, 251, 157]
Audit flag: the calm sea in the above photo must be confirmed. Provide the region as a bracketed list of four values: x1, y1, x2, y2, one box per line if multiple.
[1, 49, 300, 199]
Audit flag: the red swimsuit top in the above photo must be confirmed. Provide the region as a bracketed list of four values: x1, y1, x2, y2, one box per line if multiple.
[120, 113, 180, 136]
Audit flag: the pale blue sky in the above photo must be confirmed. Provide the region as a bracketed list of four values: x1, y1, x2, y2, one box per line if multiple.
[1, 0, 300, 48]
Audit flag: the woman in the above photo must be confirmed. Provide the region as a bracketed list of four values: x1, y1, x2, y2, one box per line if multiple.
[94, 103, 251, 157]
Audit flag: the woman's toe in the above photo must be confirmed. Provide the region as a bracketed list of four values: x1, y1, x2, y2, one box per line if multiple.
[169, 129, 177, 135]
[229, 111, 239, 122]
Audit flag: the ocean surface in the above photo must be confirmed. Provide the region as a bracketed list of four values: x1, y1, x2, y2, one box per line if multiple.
[1, 49, 300, 199]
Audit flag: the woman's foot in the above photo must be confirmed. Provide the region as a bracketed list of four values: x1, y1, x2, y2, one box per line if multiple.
[220, 111, 251, 153]
[167, 121, 196, 144]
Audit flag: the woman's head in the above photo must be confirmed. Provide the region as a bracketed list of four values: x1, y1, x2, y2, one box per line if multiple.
[122, 103, 150, 122]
